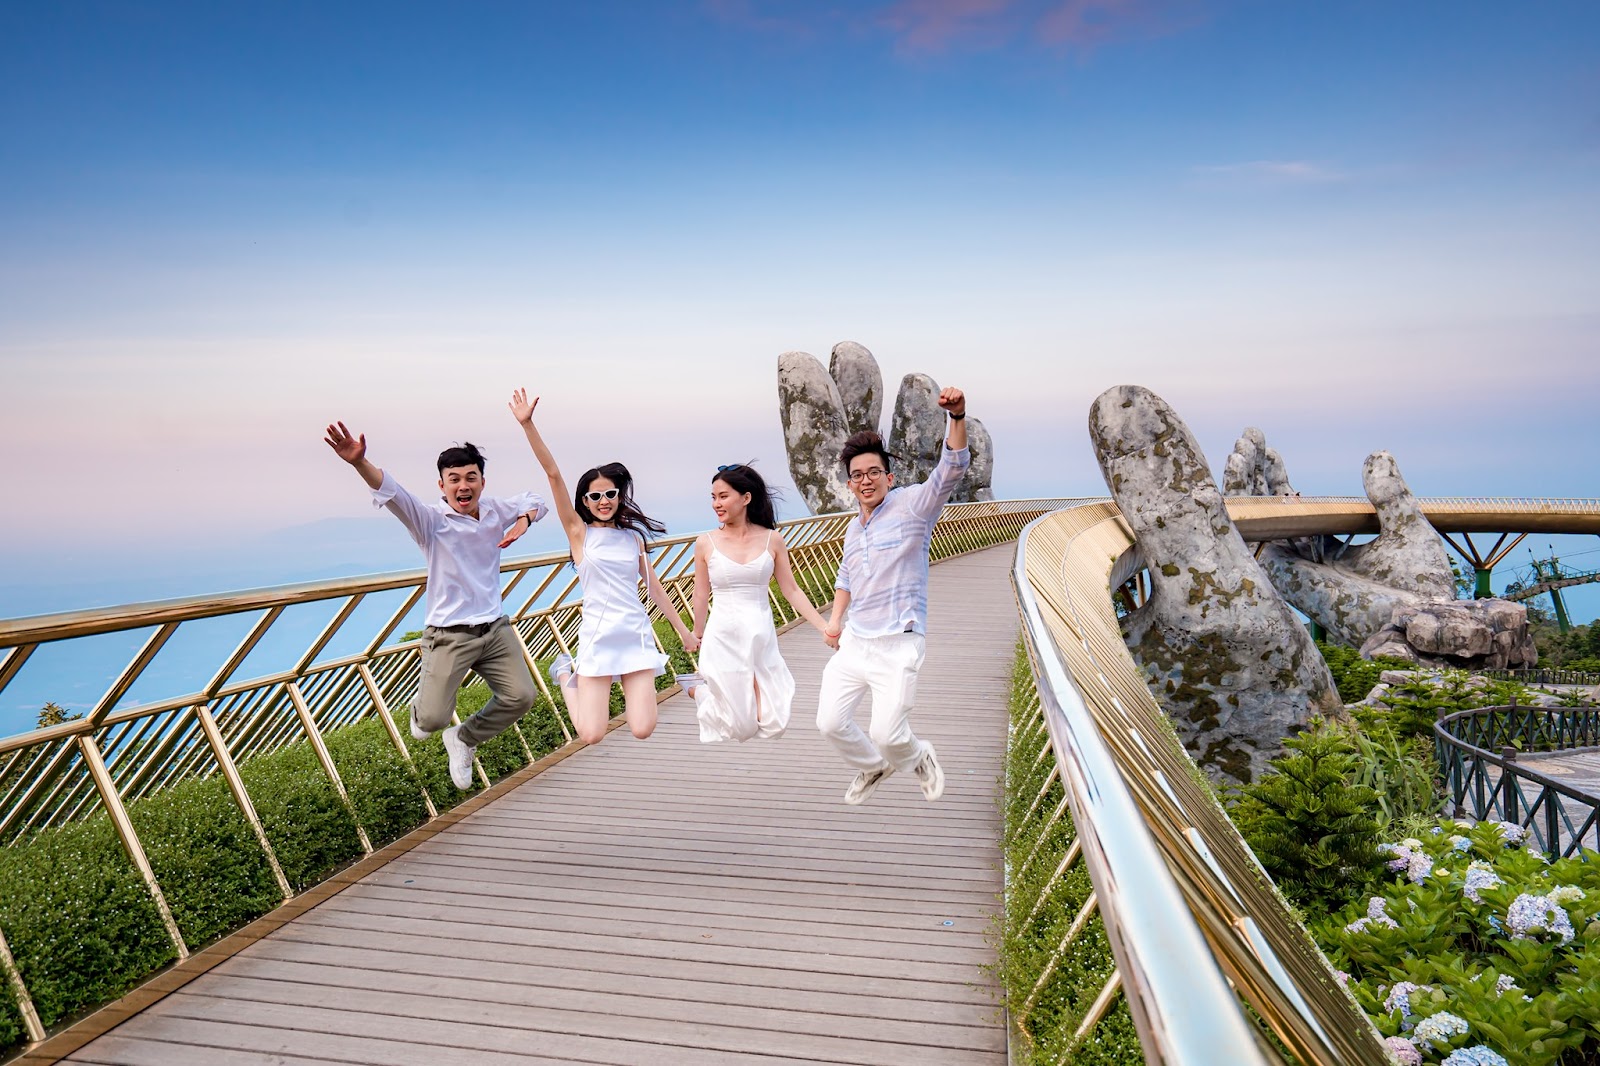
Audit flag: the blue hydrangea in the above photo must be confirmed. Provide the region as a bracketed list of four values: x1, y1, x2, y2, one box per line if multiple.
[1413, 1011, 1470, 1047]
[1348, 897, 1401, 935]
[1463, 862, 1503, 903]
[1382, 980, 1430, 1017]
[1507, 892, 1576, 944]
[1442, 1047, 1509, 1066]
[1493, 821, 1526, 844]
[1449, 834, 1472, 852]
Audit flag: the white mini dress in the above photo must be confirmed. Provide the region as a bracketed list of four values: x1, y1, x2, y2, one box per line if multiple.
[575, 525, 667, 680]
[693, 535, 793, 743]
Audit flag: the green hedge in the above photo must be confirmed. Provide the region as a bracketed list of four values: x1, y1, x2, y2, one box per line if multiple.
[0, 816, 176, 1034]
[128, 775, 283, 947]
[0, 983, 22, 1053]
[239, 742, 365, 891]
[1317, 642, 1415, 704]
[999, 642, 1142, 1065]
[325, 719, 431, 847]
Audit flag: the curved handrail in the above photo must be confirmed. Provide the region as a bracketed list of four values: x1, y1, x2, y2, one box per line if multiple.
[1435, 704, 1600, 858]
[1014, 502, 1388, 1063]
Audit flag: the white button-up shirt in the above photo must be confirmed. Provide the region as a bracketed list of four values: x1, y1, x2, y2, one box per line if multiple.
[835, 445, 971, 638]
[372, 471, 548, 627]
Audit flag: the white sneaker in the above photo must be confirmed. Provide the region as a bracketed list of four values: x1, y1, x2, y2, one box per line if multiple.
[844, 765, 894, 806]
[913, 745, 945, 801]
[548, 654, 577, 692]
[409, 717, 436, 741]
[676, 671, 705, 697]
[441, 725, 477, 790]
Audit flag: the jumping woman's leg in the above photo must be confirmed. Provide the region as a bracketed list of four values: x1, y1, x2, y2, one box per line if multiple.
[571, 675, 613, 745]
[620, 670, 659, 739]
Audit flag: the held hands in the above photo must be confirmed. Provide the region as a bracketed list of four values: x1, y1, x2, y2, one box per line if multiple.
[681, 631, 701, 654]
[937, 387, 966, 418]
[822, 624, 841, 651]
[323, 422, 366, 464]
[508, 387, 538, 424]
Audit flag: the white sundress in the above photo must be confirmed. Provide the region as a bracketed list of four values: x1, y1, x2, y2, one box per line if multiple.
[693, 534, 794, 743]
[574, 525, 668, 680]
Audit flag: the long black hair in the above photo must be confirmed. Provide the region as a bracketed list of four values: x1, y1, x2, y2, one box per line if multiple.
[711, 463, 779, 530]
[574, 462, 666, 538]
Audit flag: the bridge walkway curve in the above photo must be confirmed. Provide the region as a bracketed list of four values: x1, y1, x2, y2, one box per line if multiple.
[55, 546, 1018, 1066]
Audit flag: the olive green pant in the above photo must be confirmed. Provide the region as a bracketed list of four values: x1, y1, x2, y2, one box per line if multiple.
[413, 616, 536, 746]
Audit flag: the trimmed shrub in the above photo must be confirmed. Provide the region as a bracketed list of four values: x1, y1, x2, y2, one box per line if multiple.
[0, 816, 176, 1031]
[0, 982, 22, 1056]
[324, 719, 431, 848]
[238, 744, 363, 891]
[1318, 642, 1413, 704]
[128, 775, 282, 948]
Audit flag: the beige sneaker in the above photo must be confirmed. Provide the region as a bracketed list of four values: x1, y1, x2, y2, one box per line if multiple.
[913, 745, 945, 801]
[844, 765, 894, 805]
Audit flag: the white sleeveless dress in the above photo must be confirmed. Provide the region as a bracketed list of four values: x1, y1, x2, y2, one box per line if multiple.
[693, 535, 793, 743]
[575, 526, 667, 679]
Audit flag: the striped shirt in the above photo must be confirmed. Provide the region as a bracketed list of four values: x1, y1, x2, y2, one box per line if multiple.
[835, 445, 971, 638]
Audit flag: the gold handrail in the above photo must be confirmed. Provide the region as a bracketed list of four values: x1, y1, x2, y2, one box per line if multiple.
[0, 497, 1080, 1048]
[1012, 495, 1600, 1063]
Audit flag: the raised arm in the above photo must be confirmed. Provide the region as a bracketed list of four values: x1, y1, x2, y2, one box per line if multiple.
[771, 532, 830, 636]
[902, 386, 972, 522]
[508, 388, 586, 555]
[640, 543, 698, 652]
[939, 386, 967, 451]
[324, 422, 384, 490]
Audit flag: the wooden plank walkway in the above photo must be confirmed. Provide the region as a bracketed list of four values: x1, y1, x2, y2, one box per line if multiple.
[63, 545, 1019, 1066]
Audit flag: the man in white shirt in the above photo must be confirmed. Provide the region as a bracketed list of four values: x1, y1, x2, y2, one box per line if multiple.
[817, 387, 970, 805]
[325, 423, 547, 790]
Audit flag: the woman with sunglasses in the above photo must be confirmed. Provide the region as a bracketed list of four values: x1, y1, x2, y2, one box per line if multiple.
[506, 388, 697, 745]
[676, 463, 830, 743]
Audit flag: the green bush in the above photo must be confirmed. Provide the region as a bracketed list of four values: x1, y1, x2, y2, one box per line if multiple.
[1323, 821, 1600, 1065]
[128, 775, 282, 948]
[238, 743, 364, 891]
[325, 719, 431, 848]
[0, 816, 176, 1033]
[1228, 726, 1387, 919]
[1318, 643, 1414, 704]
[999, 643, 1142, 1065]
[0, 982, 22, 1055]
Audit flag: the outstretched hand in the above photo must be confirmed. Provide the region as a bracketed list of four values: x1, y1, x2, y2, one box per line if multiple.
[324, 422, 366, 464]
[508, 387, 539, 424]
[498, 514, 532, 550]
[937, 387, 965, 417]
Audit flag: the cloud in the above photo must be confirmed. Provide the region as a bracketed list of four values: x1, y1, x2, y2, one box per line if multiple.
[1193, 160, 1350, 186]
[701, 0, 1207, 56]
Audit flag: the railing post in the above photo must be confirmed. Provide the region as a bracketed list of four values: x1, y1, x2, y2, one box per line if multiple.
[1501, 747, 1520, 823]
[76, 735, 189, 958]
[0, 924, 43, 1043]
[285, 682, 373, 854]
[193, 704, 293, 900]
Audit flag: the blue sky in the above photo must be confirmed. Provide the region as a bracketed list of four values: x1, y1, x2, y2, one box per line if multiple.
[2, 0, 1597, 622]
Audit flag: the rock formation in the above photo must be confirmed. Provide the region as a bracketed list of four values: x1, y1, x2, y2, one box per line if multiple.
[778, 342, 995, 514]
[1090, 385, 1343, 784]
[1224, 437, 1536, 671]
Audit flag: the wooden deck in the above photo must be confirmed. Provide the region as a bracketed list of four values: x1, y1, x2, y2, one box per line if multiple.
[62, 546, 1019, 1066]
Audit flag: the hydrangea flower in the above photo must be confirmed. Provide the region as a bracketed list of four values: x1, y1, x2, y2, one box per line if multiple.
[1493, 821, 1526, 844]
[1492, 973, 1526, 999]
[1463, 863, 1503, 903]
[1413, 1011, 1470, 1047]
[1549, 884, 1586, 904]
[1384, 1035, 1422, 1065]
[1449, 834, 1472, 852]
[1382, 842, 1413, 873]
[1442, 1048, 1509, 1066]
[1401, 837, 1424, 848]
[1348, 897, 1401, 934]
[1333, 969, 1351, 987]
[1382, 980, 1430, 1017]
[1507, 893, 1576, 943]
[1407, 850, 1434, 883]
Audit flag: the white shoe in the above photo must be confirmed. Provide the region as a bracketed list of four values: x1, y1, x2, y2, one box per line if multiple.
[442, 726, 476, 790]
[548, 654, 577, 692]
[913, 745, 945, 801]
[844, 765, 894, 806]
[676, 671, 704, 697]
[409, 717, 436, 741]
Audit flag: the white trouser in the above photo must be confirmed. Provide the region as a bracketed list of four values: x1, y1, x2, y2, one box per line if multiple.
[815, 630, 929, 773]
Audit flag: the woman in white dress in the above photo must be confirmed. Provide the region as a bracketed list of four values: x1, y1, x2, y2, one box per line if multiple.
[680, 464, 830, 742]
[507, 388, 698, 745]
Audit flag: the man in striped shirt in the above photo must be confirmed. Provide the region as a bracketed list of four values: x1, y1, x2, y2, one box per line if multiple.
[818, 387, 970, 805]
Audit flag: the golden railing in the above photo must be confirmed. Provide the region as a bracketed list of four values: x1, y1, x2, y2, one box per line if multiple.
[0, 497, 1080, 1047]
[1011, 495, 1600, 1064]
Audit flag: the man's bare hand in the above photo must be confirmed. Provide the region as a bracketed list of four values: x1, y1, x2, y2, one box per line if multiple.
[823, 626, 841, 651]
[937, 387, 965, 417]
[324, 422, 366, 464]
[498, 514, 532, 549]
[508, 387, 539, 424]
